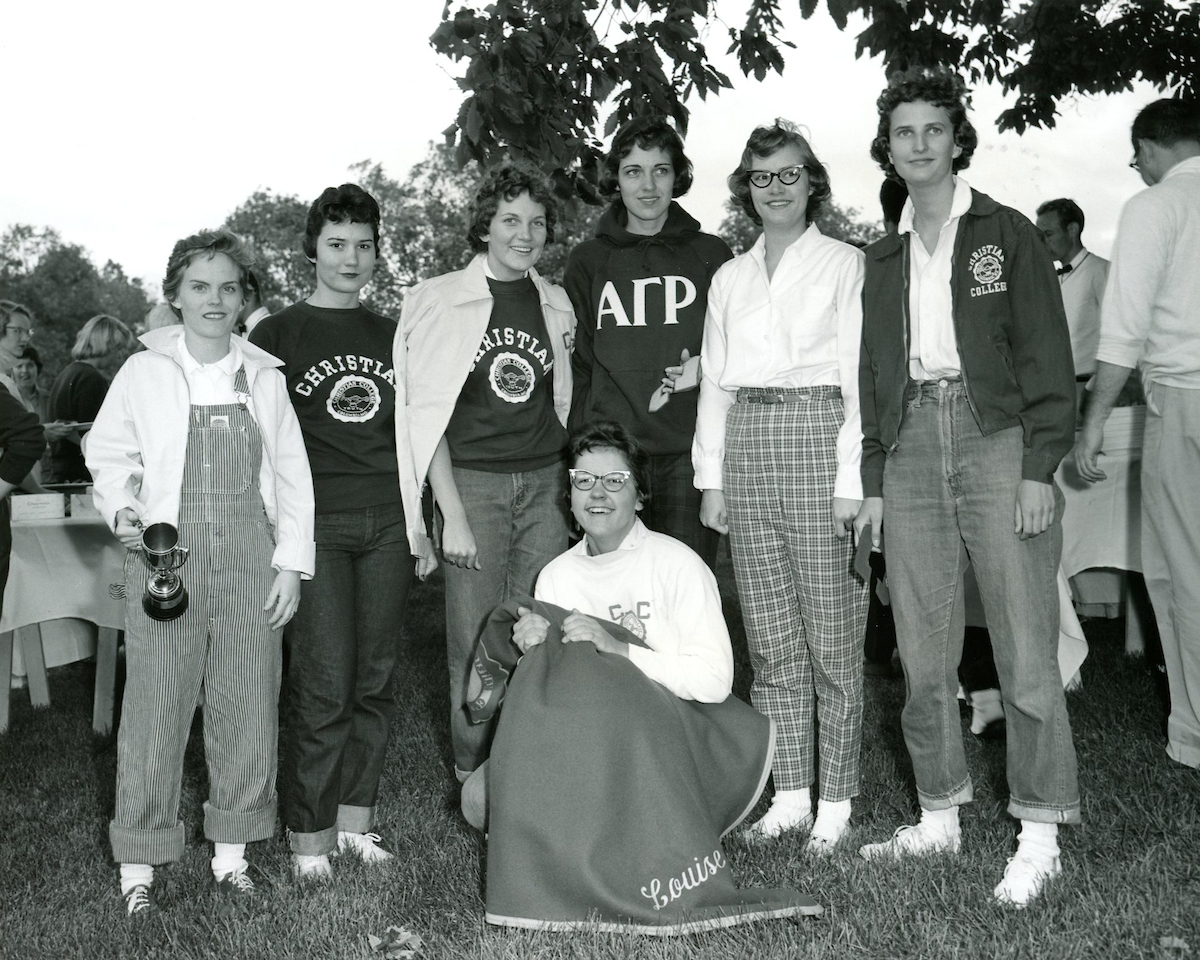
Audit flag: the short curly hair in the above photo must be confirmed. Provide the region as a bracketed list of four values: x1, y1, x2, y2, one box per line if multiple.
[303, 184, 382, 261]
[727, 119, 832, 226]
[598, 116, 694, 201]
[870, 65, 978, 182]
[568, 419, 652, 507]
[466, 163, 558, 253]
[162, 229, 256, 320]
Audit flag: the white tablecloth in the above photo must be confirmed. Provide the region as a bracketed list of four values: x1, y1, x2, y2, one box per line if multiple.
[1058, 406, 1145, 580]
[2, 517, 127, 675]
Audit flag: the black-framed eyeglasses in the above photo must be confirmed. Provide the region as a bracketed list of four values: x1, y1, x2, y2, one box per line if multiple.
[3, 323, 34, 338]
[568, 469, 632, 492]
[747, 165, 806, 188]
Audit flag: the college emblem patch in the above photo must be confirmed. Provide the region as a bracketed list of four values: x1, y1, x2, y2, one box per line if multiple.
[619, 610, 647, 641]
[967, 244, 1008, 297]
[326, 374, 381, 423]
[489, 353, 535, 403]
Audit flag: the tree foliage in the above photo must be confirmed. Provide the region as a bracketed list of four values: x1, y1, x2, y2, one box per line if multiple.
[0, 225, 152, 385]
[221, 144, 606, 320]
[431, 0, 1198, 199]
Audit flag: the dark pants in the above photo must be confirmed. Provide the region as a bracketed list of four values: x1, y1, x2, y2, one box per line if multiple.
[283, 501, 413, 856]
[0, 499, 9, 624]
[641, 452, 719, 571]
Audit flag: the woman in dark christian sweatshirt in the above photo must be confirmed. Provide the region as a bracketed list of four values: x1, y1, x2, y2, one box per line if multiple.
[564, 117, 732, 569]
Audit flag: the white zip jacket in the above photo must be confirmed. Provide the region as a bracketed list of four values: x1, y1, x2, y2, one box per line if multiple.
[394, 254, 576, 555]
[86, 326, 316, 577]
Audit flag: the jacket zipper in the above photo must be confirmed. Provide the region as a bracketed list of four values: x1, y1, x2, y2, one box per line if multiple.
[891, 237, 910, 454]
[948, 219, 976, 415]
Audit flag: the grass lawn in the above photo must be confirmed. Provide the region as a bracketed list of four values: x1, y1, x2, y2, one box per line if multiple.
[1, 553, 1197, 960]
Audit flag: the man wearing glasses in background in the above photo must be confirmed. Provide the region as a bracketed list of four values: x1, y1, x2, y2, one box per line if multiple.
[1076, 98, 1200, 772]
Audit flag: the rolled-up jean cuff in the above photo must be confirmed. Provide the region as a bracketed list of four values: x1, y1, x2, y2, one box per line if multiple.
[203, 796, 278, 844]
[288, 824, 338, 857]
[1007, 798, 1082, 825]
[110, 820, 186, 866]
[337, 803, 373, 834]
[916, 778, 973, 812]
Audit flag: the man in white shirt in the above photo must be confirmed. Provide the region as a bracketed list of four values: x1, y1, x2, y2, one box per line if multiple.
[1076, 98, 1200, 771]
[1035, 199, 1109, 378]
[238, 270, 271, 336]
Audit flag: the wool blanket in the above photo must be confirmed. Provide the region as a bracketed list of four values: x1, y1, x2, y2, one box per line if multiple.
[466, 598, 822, 935]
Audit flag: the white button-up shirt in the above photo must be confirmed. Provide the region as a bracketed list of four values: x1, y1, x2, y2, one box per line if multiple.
[175, 337, 242, 405]
[1097, 156, 1200, 388]
[1058, 248, 1109, 376]
[692, 223, 865, 500]
[900, 176, 974, 381]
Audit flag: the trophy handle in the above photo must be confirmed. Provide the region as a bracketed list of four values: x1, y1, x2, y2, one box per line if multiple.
[174, 545, 190, 568]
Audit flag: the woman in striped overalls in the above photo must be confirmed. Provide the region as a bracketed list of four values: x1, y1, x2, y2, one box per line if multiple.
[87, 230, 315, 916]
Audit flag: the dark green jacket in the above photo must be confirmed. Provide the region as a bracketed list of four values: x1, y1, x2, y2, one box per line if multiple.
[859, 189, 1075, 497]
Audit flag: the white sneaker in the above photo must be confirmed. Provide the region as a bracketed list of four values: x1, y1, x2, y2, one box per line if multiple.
[336, 831, 393, 863]
[291, 853, 333, 880]
[993, 850, 1061, 907]
[858, 820, 962, 860]
[744, 799, 813, 841]
[805, 814, 851, 857]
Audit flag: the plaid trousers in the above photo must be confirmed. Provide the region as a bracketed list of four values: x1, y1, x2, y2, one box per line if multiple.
[723, 389, 867, 799]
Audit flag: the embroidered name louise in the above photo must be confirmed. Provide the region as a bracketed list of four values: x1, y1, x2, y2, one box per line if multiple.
[640, 849, 726, 910]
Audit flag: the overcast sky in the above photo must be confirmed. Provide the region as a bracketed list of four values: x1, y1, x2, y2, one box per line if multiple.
[1, 1, 1164, 300]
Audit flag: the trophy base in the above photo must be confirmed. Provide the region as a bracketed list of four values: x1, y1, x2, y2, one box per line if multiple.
[144, 592, 189, 622]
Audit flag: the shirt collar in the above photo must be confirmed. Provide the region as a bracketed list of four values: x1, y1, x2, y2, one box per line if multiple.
[175, 336, 240, 377]
[1163, 156, 1200, 181]
[1067, 248, 1090, 271]
[897, 175, 973, 236]
[747, 222, 822, 267]
[584, 517, 647, 556]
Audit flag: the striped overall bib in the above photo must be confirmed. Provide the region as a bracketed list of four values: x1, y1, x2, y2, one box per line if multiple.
[110, 368, 282, 865]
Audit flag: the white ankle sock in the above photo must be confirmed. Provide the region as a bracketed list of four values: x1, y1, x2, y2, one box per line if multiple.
[811, 799, 852, 839]
[1016, 820, 1059, 858]
[920, 805, 961, 835]
[969, 688, 1005, 734]
[211, 842, 247, 879]
[120, 863, 154, 897]
[772, 788, 812, 814]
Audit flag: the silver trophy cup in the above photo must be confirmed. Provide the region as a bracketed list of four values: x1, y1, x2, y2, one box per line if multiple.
[140, 522, 190, 622]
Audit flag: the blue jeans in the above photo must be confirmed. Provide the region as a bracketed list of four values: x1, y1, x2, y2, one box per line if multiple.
[442, 462, 569, 775]
[283, 501, 413, 855]
[883, 379, 1080, 823]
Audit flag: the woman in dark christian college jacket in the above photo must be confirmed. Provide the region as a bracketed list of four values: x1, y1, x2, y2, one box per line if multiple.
[564, 117, 732, 569]
[395, 164, 576, 785]
[250, 184, 436, 881]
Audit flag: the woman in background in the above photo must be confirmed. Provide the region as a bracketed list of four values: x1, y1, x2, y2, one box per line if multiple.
[47, 313, 136, 482]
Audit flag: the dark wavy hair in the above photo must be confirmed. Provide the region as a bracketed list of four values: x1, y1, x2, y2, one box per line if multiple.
[568, 419, 652, 507]
[1036, 198, 1085, 236]
[870, 66, 978, 181]
[1132, 98, 1200, 149]
[466, 163, 558, 253]
[162, 229, 256, 320]
[302, 183, 382, 260]
[727, 119, 832, 226]
[598, 116, 694, 201]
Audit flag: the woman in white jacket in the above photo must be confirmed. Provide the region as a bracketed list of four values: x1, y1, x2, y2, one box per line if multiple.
[87, 229, 315, 917]
[395, 163, 576, 784]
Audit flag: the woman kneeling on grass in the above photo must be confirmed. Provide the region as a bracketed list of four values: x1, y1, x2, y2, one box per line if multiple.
[87, 230, 315, 916]
[463, 420, 821, 934]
